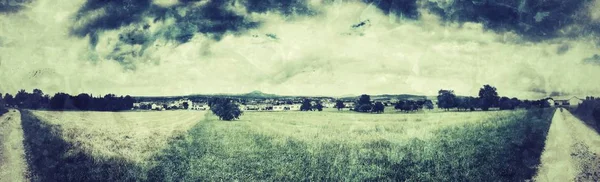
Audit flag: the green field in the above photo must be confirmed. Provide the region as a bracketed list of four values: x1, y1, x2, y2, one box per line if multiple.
[20, 108, 555, 181]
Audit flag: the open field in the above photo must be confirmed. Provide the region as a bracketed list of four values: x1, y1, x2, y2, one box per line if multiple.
[149, 108, 555, 181]
[18, 108, 555, 181]
[29, 110, 207, 165]
[20, 110, 206, 181]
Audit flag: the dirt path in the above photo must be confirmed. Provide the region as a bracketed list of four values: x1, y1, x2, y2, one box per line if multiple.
[0, 109, 27, 182]
[534, 109, 600, 182]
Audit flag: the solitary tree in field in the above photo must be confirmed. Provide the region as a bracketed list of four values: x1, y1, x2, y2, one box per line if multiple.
[210, 99, 242, 121]
[479, 85, 499, 111]
[437, 90, 456, 111]
[300, 99, 312, 111]
[355, 94, 373, 112]
[335, 100, 345, 111]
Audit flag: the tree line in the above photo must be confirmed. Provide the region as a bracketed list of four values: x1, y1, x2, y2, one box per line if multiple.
[574, 97, 600, 131]
[0, 89, 135, 111]
[437, 85, 551, 111]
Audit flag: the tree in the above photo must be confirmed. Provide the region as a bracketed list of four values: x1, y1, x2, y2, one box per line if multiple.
[30, 89, 44, 109]
[123, 95, 135, 110]
[354, 94, 372, 112]
[593, 106, 600, 127]
[358, 94, 371, 105]
[210, 99, 242, 121]
[499, 97, 512, 110]
[394, 101, 403, 110]
[424, 100, 434, 110]
[183, 102, 189, 109]
[3, 93, 14, 107]
[335, 100, 345, 111]
[74, 93, 92, 110]
[373, 102, 385, 113]
[510, 98, 521, 108]
[15, 89, 29, 108]
[437, 90, 456, 111]
[314, 102, 324, 111]
[50, 93, 75, 110]
[300, 99, 312, 111]
[0, 95, 6, 115]
[479, 85, 499, 111]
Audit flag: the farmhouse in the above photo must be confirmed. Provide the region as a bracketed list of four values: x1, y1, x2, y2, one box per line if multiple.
[552, 96, 584, 106]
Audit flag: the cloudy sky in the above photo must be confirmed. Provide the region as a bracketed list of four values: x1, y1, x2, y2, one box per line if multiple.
[1, 0, 599, 99]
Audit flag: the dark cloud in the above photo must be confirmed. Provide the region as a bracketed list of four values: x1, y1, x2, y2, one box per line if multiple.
[0, 0, 33, 13]
[425, 0, 593, 40]
[243, 0, 317, 16]
[175, 1, 259, 39]
[352, 20, 370, 28]
[583, 54, 600, 65]
[363, 0, 419, 19]
[556, 44, 570, 55]
[71, 0, 260, 42]
[70, 0, 154, 37]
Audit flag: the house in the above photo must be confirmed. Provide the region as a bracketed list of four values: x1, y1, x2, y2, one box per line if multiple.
[272, 104, 301, 111]
[242, 105, 259, 111]
[552, 96, 584, 106]
[323, 102, 335, 108]
[151, 103, 165, 111]
[343, 102, 355, 108]
[191, 103, 209, 110]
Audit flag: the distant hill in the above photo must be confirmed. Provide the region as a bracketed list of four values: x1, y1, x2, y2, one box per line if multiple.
[239, 90, 280, 98]
[134, 92, 436, 102]
[339, 94, 429, 101]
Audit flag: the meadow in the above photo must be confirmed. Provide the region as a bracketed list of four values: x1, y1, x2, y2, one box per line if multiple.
[20, 108, 555, 181]
[21, 110, 205, 181]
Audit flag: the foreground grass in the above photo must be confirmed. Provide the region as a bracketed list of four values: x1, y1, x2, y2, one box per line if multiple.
[30, 110, 204, 166]
[20, 109, 554, 181]
[21, 110, 205, 181]
[149, 108, 554, 181]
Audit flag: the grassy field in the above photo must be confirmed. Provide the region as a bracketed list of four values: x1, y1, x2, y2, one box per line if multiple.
[20, 108, 555, 181]
[30, 110, 206, 165]
[21, 110, 206, 181]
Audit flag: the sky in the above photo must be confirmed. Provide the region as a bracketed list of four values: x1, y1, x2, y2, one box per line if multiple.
[0, 0, 600, 99]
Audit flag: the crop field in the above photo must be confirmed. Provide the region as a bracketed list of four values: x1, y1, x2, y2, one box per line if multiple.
[20, 110, 206, 181]
[19, 108, 555, 181]
[30, 110, 206, 165]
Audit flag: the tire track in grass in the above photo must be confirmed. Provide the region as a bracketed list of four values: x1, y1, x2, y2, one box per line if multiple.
[535, 110, 600, 182]
[0, 110, 27, 182]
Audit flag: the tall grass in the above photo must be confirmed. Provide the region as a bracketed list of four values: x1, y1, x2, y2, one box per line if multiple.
[149, 108, 554, 181]
[20, 110, 145, 182]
